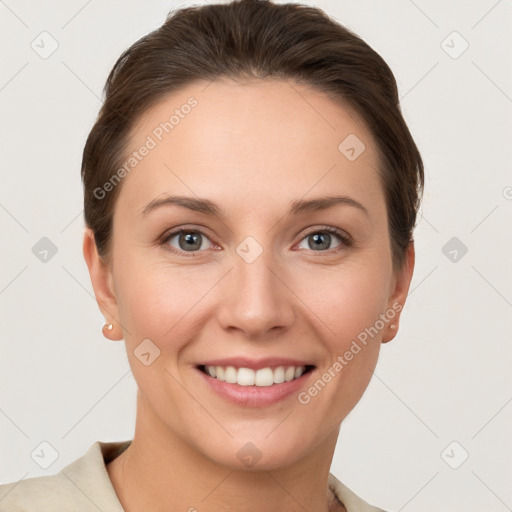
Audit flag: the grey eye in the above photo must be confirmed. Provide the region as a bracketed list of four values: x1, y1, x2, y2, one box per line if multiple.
[297, 231, 343, 251]
[167, 231, 212, 252]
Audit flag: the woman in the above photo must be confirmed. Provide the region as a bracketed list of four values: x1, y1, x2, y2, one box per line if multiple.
[0, 0, 423, 510]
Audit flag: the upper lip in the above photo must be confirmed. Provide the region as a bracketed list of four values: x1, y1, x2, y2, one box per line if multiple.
[196, 357, 315, 371]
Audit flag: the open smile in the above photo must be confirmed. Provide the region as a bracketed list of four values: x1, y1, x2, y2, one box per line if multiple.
[196, 363, 316, 407]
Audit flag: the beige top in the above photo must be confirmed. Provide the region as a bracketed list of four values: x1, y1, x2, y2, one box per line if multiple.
[0, 440, 388, 511]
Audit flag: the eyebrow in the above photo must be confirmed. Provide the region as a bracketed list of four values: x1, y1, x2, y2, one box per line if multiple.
[140, 194, 369, 218]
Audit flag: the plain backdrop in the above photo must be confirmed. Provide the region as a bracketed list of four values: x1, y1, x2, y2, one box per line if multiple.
[0, 1, 511, 511]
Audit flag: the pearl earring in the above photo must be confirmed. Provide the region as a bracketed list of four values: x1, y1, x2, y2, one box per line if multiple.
[103, 322, 114, 334]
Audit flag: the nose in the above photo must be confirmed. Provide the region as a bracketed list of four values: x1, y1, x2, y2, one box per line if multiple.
[217, 243, 296, 340]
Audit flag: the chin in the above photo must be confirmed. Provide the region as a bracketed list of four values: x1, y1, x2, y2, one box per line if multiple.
[197, 433, 315, 472]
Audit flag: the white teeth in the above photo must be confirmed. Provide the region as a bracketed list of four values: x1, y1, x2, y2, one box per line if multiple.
[203, 365, 308, 387]
[224, 366, 237, 384]
[255, 368, 274, 386]
[273, 366, 285, 384]
[237, 367, 255, 386]
[284, 366, 295, 382]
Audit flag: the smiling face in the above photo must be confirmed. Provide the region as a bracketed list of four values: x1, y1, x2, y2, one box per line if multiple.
[84, 77, 414, 470]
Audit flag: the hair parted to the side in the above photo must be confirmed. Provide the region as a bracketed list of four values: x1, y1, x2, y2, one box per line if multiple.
[81, 0, 424, 270]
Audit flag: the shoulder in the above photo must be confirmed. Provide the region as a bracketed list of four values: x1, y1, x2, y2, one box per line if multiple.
[328, 472, 391, 512]
[0, 440, 130, 512]
[0, 471, 80, 511]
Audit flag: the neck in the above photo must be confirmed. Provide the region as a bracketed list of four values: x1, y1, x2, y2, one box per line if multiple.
[106, 392, 346, 512]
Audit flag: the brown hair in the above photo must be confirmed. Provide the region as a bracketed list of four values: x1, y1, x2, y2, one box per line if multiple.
[81, 0, 424, 269]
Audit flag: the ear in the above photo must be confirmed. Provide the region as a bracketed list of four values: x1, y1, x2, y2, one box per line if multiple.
[381, 241, 415, 343]
[82, 227, 123, 341]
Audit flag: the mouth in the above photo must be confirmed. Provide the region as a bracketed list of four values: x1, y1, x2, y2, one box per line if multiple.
[197, 364, 316, 387]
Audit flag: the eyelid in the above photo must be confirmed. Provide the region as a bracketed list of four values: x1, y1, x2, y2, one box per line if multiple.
[300, 224, 352, 242]
[297, 225, 353, 251]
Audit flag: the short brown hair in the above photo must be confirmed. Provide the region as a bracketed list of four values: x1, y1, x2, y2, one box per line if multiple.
[81, 0, 424, 269]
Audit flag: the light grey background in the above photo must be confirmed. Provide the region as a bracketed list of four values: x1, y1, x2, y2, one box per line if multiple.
[1, 1, 511, 511]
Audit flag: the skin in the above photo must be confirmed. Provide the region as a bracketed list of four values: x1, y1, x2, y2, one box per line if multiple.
[83, 77, 415, 512]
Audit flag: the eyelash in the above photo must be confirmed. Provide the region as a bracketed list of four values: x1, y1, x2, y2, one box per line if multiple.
[159, 225, 353, 258]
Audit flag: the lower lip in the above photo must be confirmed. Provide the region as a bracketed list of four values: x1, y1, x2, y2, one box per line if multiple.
[196, 367, 314, 407]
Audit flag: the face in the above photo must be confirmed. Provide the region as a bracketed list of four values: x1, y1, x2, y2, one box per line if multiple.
[85, 78, 414, 470]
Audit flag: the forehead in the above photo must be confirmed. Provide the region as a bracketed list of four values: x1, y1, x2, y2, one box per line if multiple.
[117, 78, 384, 219]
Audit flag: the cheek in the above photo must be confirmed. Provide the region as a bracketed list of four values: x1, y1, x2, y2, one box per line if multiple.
[116, 250, 390, 349]
[332, 280, 387, 341]
[300, 274, 386, 417]
[114, 255, 215, 348]
[299, 258, 390, 343]
[113, 262, 206, 401]
[304, 261, 389, 391]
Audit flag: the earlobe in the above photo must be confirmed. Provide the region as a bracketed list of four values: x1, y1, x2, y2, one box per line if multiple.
[382, 242, 415, 343]
[101, 321, 123, 341]
[82, 228, 123, 340]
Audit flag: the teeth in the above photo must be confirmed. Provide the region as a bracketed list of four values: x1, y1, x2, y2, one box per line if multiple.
[285, 367, 295, 381]
[255, 368, 273, 387]
[203, 365, 308, 387]
[273, 366, 285, 384]
[237, 367, 255, 386]
[224, 366, 237, 384]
